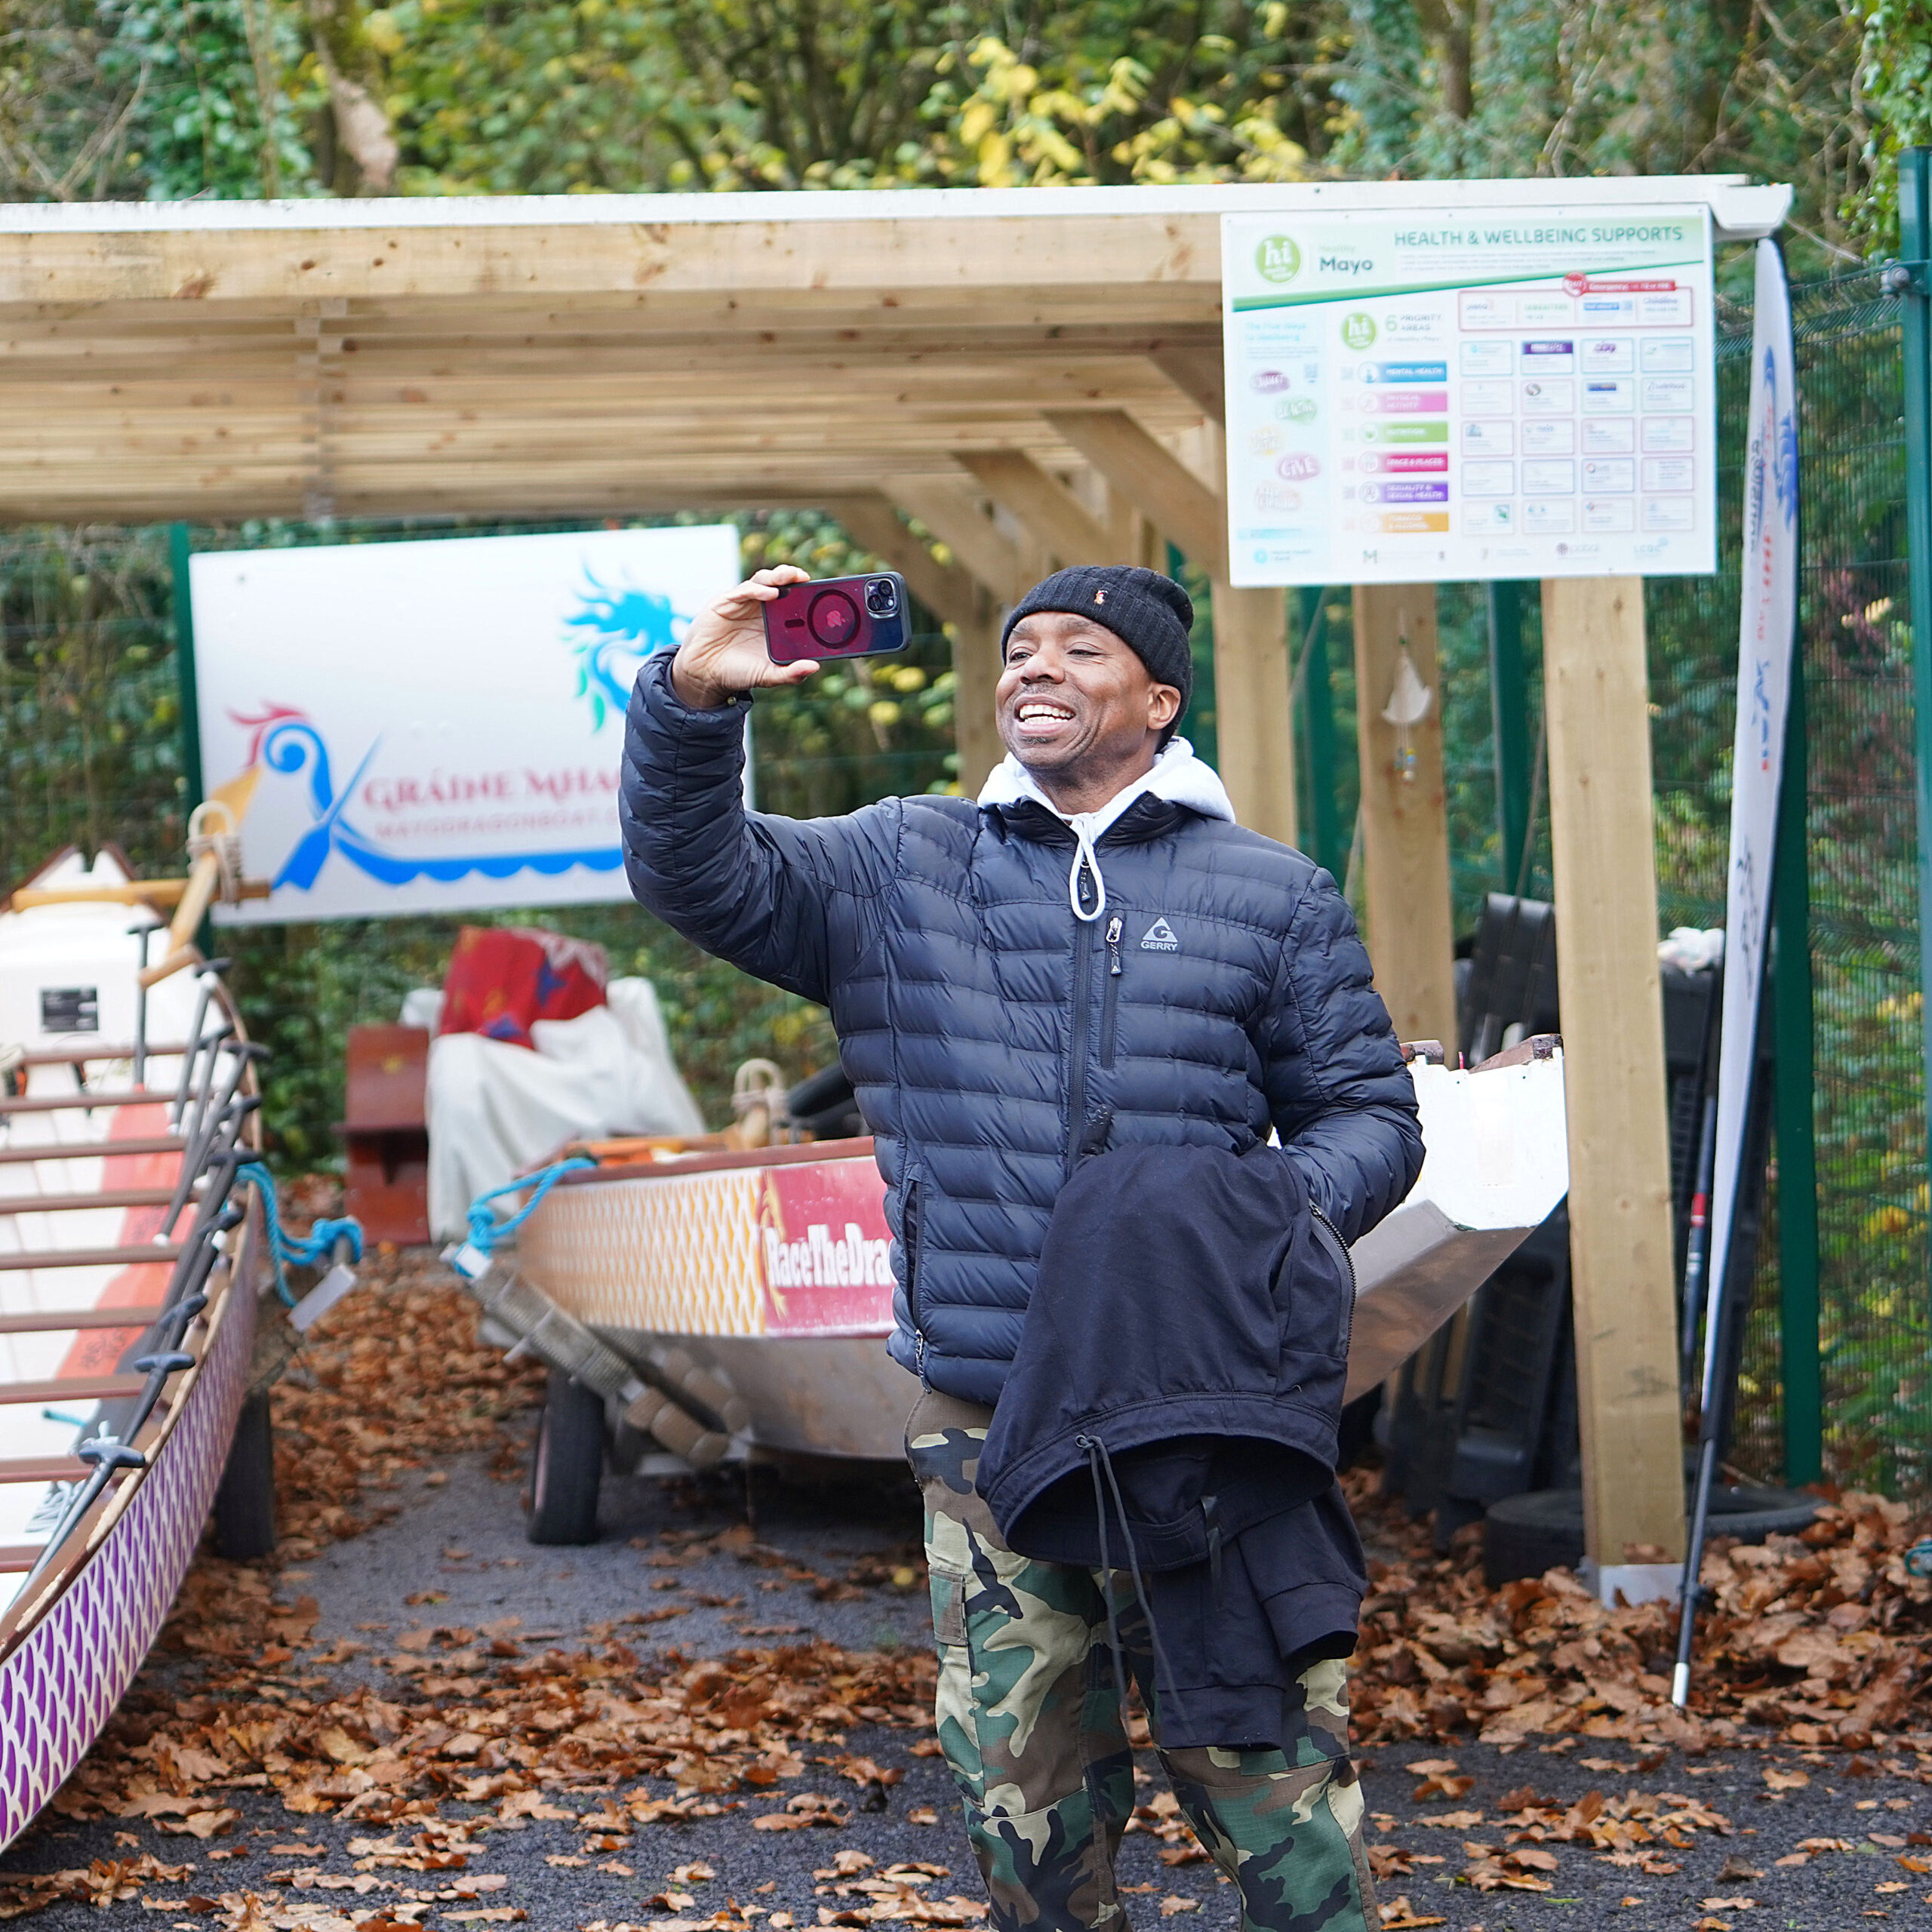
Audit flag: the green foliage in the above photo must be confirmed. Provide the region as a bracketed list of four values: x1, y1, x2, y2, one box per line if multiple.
[1333, 0, 1871, 274]
[103, 0, 318, 199]
[0, 0, 146, 198]
[1, 0, 1895, 245]
[739, 512, 961, 816]
[0, 528, 184, 884]
[1856, 0, 1932, 247]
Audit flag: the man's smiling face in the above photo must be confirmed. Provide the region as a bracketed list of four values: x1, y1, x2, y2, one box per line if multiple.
[995, 610, 1180, 795]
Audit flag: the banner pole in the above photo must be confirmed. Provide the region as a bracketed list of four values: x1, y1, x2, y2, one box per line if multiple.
[169, 523, 203, 809]
[1297, 586, 1346, 882]
[1774, 635, 1821, 1485]
[1899, 152, 1932, 1339]
[1674, 235, 1801, 1706]
[1487, 580, 1533, 891]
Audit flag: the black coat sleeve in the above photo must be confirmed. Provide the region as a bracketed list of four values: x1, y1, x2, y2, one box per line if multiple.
[618, 652, 900, 1008]
[1259, 866, 1426, 1243]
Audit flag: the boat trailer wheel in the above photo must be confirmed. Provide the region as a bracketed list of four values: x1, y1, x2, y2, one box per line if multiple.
[527, 1365, 605, 1545]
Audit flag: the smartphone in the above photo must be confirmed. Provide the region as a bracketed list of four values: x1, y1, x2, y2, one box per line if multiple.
[763, 571, 910, 663]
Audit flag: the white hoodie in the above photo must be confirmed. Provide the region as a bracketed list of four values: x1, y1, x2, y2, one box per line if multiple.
[977, 737, 1237, 923]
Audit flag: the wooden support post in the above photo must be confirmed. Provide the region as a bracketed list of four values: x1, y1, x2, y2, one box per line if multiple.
[1350, 584, 1456, 1045]
[1541, 575, 1686, 1583]
[948, 594, 1004, 798]
[1208, 583, 1296, 844]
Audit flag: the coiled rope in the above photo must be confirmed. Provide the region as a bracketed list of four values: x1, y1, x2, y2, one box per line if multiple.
[237, 1161, 365, 1307]
[463, 1157, 596, 1261]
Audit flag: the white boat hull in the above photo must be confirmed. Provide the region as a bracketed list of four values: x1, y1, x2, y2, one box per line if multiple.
[521, 1044, 1571, 1461]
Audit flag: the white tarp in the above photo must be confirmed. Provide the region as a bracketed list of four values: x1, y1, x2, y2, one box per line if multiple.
[425, 978, 706, 1239]
[1701, 239, 1799, 1407]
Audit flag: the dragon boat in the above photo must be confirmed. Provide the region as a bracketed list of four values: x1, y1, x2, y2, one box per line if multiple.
[458, 1036, 1570, 1540]
[0, 844, 272, 1850]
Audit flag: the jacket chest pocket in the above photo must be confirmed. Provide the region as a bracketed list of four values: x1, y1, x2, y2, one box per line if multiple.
[1100, 917, 1123, 1069]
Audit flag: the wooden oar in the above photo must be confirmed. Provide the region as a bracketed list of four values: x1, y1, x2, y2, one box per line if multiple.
[137, 771, 267, 988]
[9, 879, 270, 912]
[137, 847, 223, 989]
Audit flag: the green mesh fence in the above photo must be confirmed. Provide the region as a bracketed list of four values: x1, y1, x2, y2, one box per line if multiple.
[1742, 272, 1925, 1497]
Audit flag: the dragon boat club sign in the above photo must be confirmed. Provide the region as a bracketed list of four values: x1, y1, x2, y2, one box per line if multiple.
[189, 526, 741, 921]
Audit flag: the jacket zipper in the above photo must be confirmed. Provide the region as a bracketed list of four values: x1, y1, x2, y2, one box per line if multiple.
[1065, 918, 1096, 1172]
[903, 1178, 928, 1376]
[1100, 917, 1123, 1069]
[1310, 1201, 1356, 1355]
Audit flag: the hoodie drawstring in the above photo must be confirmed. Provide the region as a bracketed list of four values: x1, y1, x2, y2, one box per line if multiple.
[1077, 1432, 1188, 1734]
[1067, 817, 1106, 923]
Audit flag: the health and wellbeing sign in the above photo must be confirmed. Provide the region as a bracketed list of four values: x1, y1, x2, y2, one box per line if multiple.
[190, 526, 741, 921]
[1222, 205, 1717, 586]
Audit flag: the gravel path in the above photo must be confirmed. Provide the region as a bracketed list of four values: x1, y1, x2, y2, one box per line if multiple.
[3, 1426, 1929, 1931]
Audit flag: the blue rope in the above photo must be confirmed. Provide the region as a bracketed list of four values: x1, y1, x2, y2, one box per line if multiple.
[465, 1157, 596, 1258]
[237, 1161, 365, 1308]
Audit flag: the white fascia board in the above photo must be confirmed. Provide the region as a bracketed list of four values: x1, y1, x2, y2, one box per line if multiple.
[0, 176, 1792, 241]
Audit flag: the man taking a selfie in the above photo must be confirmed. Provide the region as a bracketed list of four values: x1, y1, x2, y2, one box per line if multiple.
[623, 561, 1422, 1932]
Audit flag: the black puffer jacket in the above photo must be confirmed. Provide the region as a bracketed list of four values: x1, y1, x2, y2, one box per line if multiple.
[976, 1140, 1368, 1749]
[620, 652, 1423, 1406]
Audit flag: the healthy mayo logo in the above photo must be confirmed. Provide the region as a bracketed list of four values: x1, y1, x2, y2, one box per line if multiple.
[1340, 312, 1377, 351]
[1255, 235, 1302, 284]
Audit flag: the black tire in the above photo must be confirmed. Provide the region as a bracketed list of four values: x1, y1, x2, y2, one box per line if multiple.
[1484, 1482, 1818, 1587]
[213, 1389, 278, 1561]
[527, 1367, 605, 1546]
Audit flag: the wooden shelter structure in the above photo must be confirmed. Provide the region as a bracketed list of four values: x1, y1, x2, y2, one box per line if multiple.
[0, 177, 1789, 1592]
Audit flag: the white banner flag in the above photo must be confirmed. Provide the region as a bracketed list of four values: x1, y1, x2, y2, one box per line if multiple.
[1701, 238, 1799, 1406]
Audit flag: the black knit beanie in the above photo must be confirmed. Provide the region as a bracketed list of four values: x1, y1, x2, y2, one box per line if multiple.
[1000, 565, 1195, 712]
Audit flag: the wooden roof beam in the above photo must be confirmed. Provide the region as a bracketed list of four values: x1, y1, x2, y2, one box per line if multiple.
[1147, 346, 1226, 423]
[826, 494, 983, 634]
[1044, 409, 1227, 580]
[884, 479, 1029, 608]
[955, 451, 1129, 571]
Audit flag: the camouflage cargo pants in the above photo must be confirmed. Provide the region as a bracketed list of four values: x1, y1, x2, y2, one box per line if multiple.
[908, 1389, 1377, 1932]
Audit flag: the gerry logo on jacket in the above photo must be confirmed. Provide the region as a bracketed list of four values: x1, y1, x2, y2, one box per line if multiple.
[1140, 917, 1179, 952]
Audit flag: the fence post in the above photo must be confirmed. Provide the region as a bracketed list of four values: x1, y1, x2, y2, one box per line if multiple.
[1487, 580, 1534, 891]
[1901, 151, 1932, 1337]
[168, 522, 203, 808]
[1774, 632, 1822, 1484]
[1297, 586, 1346, 881]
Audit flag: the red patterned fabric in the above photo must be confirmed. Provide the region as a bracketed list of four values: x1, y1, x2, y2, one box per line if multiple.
[438, 926, 608, 1050]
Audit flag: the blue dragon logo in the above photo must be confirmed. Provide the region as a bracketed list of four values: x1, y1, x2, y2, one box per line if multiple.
[565, 567, 692, 730]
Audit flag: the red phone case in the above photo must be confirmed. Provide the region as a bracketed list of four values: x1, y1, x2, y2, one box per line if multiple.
[764, 572, 910, 663]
